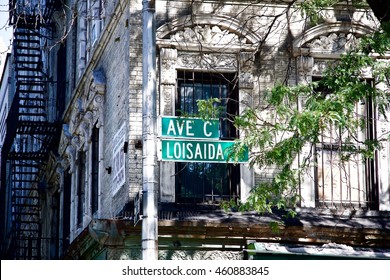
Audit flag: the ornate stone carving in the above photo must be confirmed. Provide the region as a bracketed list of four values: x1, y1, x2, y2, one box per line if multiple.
[312, 60, 332, 76]
[158, 250, 244, 260]
[93, 94, 104, 128]
[71, 136, 82, 152]
[80, 110, 94, 143]
[162, 87, 173, 115]
[306, 33, 359, 53]
[160, 48, 177, 86]
[177, 52, 237, 70]
[298, 56, 314, 74]
[86, 69, 106, 104]
[239, 72, 252, 89]
[160, 47, 177, 60]
[69, 106, 81, 135]
[80, 120, 91, 145]
[84, 110, 94, 125]
[107, 249, 141, 260]
[172, 25, 245, 46]
[297, 56, 314, 83]
[65, 144, 76, 173]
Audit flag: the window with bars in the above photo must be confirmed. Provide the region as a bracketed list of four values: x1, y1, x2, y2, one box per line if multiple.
[313, 79, 379, 209]
[175, 71, 240, 203]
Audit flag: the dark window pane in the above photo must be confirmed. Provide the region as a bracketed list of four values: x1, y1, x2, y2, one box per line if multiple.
[77, 152, 85, 227]
[91, 126, 99, 214]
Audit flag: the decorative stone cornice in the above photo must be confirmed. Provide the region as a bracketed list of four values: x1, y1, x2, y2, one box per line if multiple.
[292, 23, 374, 58]
[59, 67, 106, 166]
[159, 250, 243, 260]
[157, 14, 261, 44]
[177, 52, 237, 70]
[306, 32, 359, 54]
[86, 69, 106, 106]
[157, 14, 259, 52]
[172, 25, 246, 46]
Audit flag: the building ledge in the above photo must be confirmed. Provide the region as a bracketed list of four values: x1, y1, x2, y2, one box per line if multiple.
[63, 205, 390, 259]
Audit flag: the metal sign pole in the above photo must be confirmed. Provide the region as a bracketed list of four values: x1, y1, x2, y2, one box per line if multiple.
[141, 0, 158, 260]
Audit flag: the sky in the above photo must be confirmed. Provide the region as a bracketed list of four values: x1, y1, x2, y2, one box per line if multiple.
[0, 0, 12, 75]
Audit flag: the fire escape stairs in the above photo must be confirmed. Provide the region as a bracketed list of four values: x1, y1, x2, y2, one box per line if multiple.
[5, 1, 60, 260]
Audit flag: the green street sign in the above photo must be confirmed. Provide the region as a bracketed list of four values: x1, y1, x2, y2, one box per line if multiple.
[160, 139, 248, 163]
[161, 116, 219, 139]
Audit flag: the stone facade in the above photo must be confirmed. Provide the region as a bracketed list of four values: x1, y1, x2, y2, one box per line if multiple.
[3, 0, 389, 259]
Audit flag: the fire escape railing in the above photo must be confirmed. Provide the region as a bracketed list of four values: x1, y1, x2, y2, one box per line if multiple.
[3, 0, 60, 260]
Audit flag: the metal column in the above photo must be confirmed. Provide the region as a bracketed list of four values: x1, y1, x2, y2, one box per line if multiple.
[141, 0, 158, 260]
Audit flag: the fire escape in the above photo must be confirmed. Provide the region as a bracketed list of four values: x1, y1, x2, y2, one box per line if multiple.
[2, 0, 59, 259]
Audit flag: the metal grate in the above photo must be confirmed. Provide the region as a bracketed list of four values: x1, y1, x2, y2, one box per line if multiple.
[313, 83, 379, 210]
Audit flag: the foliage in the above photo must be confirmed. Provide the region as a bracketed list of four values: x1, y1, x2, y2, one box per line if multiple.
[299, 0, 369, 24]
[196, 98, 223, 119]
[299, 0, 340, 24]
[235, 26, 390, 215]
[197, 19, 390, 217]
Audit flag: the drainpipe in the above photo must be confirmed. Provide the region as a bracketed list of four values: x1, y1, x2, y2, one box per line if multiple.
[141, 0, 158, 260]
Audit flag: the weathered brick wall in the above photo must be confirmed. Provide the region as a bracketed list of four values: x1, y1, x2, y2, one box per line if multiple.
[96, 1, 133, 218]
[127, 0, 144, 203]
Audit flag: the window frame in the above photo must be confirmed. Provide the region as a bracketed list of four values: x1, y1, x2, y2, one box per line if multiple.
[174, 70, 241, 204]
[312, 78, 379, 209]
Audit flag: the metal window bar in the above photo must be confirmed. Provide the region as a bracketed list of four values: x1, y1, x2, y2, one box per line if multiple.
[311, 78, 378, 210]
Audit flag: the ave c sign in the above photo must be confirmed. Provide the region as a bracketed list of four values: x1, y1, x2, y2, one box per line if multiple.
[161, 116, 219, 139]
